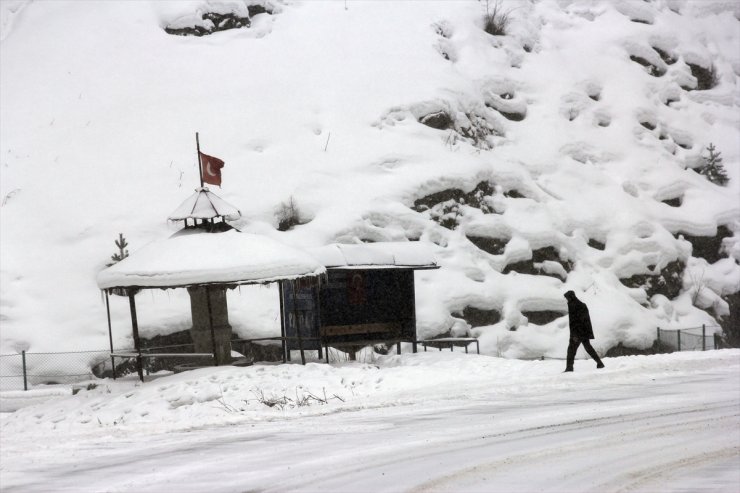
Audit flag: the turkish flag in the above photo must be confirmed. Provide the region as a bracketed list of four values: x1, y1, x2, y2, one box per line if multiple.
[200, 152, 225, 187]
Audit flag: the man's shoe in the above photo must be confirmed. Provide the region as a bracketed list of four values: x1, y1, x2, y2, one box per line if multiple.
[564, 368, 573, 372]
[596, 362, 605, 369]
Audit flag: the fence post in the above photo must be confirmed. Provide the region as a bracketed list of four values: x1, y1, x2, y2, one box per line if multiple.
[677, 329, 681, 352]
[702, 324, 706, 351]
[714, 333, 720, 350]
[656, 327, 660, 348]
[21, 350, 28, 391]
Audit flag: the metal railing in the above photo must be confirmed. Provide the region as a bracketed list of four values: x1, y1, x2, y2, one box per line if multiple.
[657, 325, 721, 352]
[110, 343, 215, 381]
[1, 335, 484, 390]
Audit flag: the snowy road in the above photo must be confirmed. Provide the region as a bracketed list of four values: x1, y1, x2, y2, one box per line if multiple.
[1, 352, 739, 492]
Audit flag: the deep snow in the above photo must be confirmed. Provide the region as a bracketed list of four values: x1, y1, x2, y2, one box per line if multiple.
[1, 350, 738, 492]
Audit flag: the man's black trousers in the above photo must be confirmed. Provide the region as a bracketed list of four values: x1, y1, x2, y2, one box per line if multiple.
[566, 337, 603, 370]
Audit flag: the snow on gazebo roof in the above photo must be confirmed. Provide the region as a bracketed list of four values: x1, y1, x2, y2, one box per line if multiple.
[97, 229, 325, 290]
[168, 187, 241, 221]
[308, 242, 438, 269]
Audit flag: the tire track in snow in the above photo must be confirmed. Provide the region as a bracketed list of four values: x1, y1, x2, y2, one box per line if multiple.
[257, 400, 738, 492]
[601, 446, 740, 493]
[407, 406, 739, 493]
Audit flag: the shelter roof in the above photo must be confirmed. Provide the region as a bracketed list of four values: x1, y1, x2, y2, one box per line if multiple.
[168, 187, 241, 221]
[308, 242, 438, 270]
[97, 229, 325, 290]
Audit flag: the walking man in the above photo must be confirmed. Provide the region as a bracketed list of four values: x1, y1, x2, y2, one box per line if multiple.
[564, 290, 604, 372]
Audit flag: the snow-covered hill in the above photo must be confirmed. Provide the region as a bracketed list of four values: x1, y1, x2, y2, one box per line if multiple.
[1, 0, 739, 357]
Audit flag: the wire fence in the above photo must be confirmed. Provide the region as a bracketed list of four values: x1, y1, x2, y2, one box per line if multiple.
[0, 338, 317, 392]
[0, 350, 111, 392]
[657, 325, 721, 352]
[0, 326, 725, 391]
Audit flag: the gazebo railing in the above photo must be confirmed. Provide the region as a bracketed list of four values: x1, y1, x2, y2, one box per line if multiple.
[110, 337, 324, 381]
[110, 346, 215, 380]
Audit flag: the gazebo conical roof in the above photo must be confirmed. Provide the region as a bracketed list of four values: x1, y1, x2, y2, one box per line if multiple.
[168, 187, 241, 222]
[97, 229, 325, 290]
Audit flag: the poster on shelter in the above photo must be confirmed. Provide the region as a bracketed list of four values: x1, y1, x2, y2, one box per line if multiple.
[281, 280, 320, 350]
[347, 272, 366, 305]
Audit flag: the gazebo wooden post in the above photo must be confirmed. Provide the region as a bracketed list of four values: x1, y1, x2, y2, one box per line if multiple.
[104, 290, 116, 380]
[205, 285, 219, 366]
[127, 290, 144, 382]
[278, 280, 287, 363]
[291, 280, 306, 365]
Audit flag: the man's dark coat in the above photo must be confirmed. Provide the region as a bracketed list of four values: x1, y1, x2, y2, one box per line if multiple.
[567, 295, 594, 340]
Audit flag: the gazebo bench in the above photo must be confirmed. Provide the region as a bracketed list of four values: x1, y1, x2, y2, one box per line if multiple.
[420, 337, 480, 354]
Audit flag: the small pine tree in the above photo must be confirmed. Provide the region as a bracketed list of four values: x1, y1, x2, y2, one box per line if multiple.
[107, 233, 129, 266]
[698, 143, 729, 186]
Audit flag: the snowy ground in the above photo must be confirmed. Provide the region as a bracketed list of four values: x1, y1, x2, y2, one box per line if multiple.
[1, 350, 738, 492]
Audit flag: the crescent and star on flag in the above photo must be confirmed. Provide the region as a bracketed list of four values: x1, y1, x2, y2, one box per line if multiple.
[199, 151, 225, 187]
[196, 132, 225, 188]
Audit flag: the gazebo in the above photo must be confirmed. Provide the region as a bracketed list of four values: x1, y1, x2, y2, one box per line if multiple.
[97, 189, 325, 380]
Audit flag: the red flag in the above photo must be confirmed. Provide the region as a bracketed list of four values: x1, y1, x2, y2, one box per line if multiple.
[200, 152, 225, 187]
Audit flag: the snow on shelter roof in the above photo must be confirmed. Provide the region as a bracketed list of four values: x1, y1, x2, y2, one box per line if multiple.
[168, 187, 241, 221]
[308, 242, 438, 269]
[97, 229, 325, 290]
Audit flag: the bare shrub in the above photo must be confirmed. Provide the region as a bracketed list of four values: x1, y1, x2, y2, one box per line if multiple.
[688, 268, 706, 305]
[483, 0, 511, 36]
[249, 388, 344, 410]
[275, 196, 302, 231]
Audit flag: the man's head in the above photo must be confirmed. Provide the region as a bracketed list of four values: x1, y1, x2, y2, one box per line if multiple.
[564, 290, 576, 301]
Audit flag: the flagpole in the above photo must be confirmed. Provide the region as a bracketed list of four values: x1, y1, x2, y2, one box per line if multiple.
[196, 132, 204, 188]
